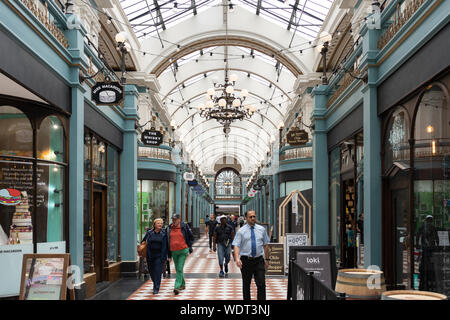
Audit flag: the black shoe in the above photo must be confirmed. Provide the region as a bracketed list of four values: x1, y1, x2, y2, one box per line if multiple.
[224, 264, 228, 274]
[153, 289, 159, 294]
[174, 289, 180, 295]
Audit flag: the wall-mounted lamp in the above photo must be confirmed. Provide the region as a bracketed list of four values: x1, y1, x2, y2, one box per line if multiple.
[318, 32, 332, 85]
[115, 32, 131, 85]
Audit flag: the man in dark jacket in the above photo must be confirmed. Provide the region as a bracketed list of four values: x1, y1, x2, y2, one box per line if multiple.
[214, 215, 235, 277]
[206, 213, 218, 252]
[167, 213, 194, 294]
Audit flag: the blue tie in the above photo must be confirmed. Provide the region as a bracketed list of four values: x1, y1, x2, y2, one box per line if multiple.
[250, 226, 256, 257]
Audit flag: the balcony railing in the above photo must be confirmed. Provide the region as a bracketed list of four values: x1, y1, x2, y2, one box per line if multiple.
[378, 0, 427, 51]
[138, 146, 172, 161]
[391, 139, 450, 162]
[214, 194, 242, 200]
[280, 145, 313, 161]
[17, 0, 69, 48]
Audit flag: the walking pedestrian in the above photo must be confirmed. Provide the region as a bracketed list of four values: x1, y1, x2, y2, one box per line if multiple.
[206, 213, 218, 252]
[141, 218, 167, 294]
[232, 210, 270, 300]
[167, 213, 194, 295]
[213, 215, 235, 277]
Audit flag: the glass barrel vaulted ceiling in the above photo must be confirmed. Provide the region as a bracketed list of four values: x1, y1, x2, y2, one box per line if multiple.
[119, 0, 334, 174]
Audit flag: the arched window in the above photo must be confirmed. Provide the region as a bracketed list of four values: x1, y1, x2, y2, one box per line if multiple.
[384, 107, 411, 173]
[412, 83, 449, 294]
[0, 106, 33, 158]
[215, 168, 241, 196]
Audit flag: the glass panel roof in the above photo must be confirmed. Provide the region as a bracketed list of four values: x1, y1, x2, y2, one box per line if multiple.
[120, 0, 334, 40]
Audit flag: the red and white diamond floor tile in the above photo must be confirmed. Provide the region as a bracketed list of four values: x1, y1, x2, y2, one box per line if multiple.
[127, 278, 288, 300]
[128, 234, 288, 300]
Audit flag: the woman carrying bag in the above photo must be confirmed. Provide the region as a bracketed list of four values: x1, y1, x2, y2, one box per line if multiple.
[139, 218, 168, 294]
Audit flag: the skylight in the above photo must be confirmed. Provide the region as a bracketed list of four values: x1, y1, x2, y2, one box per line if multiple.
[120, 0, 334, 40]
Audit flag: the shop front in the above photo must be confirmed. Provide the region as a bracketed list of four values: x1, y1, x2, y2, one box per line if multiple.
[381, 75, 450, 294]
[0, 95, 69, 297]
[328, 104, 364, 269]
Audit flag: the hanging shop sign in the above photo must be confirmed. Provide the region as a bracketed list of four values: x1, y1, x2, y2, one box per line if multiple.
[187, 180, 198, 187]
[257, 178, 267, 187]
[287, 128, 308, 146]
[141, 129, 163, 146]
[183, 172, 195, 181]
[92, 81, 124, 105]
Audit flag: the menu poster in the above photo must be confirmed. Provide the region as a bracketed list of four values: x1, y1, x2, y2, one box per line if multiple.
[438, 231, 449, 246]
[19, 254, 70, 300]
[284, 233, 309, 273]
[266, 243, 284, 276]
[0, 163, 50, 242]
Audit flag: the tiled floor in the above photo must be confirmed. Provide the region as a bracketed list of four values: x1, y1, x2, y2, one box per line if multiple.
[127, 234, 288, 300]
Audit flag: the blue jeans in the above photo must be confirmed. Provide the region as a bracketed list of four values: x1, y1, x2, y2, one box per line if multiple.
[217, 243, 231, 268]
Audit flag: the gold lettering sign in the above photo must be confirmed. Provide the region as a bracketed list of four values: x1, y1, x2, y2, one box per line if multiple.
[287, 128, 308, 146]
[266, 243, 285, 276]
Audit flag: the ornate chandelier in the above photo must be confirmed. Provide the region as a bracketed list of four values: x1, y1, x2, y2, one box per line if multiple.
[196, 72, 256, 136]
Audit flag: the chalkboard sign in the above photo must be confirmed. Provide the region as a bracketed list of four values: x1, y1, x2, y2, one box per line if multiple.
[289, 246, 337, 290]
[19, 254, 70, 300]
[141, 130, 163, 146]
[284, 233, 309, 273]
[266, 243, 284, 276]
[287, 128, 308, 146]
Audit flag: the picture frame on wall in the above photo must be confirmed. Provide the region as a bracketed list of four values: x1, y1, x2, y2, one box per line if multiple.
[19, 254, 71, 300]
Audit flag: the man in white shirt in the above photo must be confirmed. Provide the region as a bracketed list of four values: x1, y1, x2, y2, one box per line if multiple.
[232, 210, 270, 300]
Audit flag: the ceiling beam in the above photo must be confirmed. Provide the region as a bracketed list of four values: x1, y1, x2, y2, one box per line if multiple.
[153, 0, 166, 30]
[287, 0, 299, 31]
[256, 0, 262, 15]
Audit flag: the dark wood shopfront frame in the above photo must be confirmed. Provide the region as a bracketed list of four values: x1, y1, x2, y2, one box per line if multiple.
[84, 128, 122, 283]
[381, 75, 450, 289]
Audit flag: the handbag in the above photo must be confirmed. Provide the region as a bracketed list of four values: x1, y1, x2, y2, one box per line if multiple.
[137, 241, 147, 258]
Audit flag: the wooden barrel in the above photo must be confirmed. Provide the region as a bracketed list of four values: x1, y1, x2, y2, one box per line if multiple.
[382, 290, 448, 300]
[335, 269, 386, 300]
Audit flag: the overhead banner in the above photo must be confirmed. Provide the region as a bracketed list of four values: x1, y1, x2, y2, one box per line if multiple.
[141, 130, 163, 146]
[92, 81, 124, 105]
[183, 172, 195, 181]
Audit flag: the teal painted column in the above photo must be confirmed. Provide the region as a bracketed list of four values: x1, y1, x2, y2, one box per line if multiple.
[188, 186, 192, 224]
[67, 22, 86, 278]
[268, 178, 272, 229]
[120, 85, 139, 262]
[175, 167, 182, 214]
[361, 25, 382, 268]
[311, 85, 329, 245]
[273, 173, 279, 240]
[192, 192, 196, 226]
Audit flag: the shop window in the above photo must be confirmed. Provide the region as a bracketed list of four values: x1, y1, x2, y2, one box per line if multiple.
[37, 116, 65, 163]
[92, 136, 106, 183]
[329, 147, 341, 265]
[279, 182, 286, 197]
[412, 84, 450, 295]
[107, 146, 119, 262]
[285, 181, 312, 194]
[137, 180, 170, 242]
[0, 106, 67, 246]
[0, 106, 33, 158]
